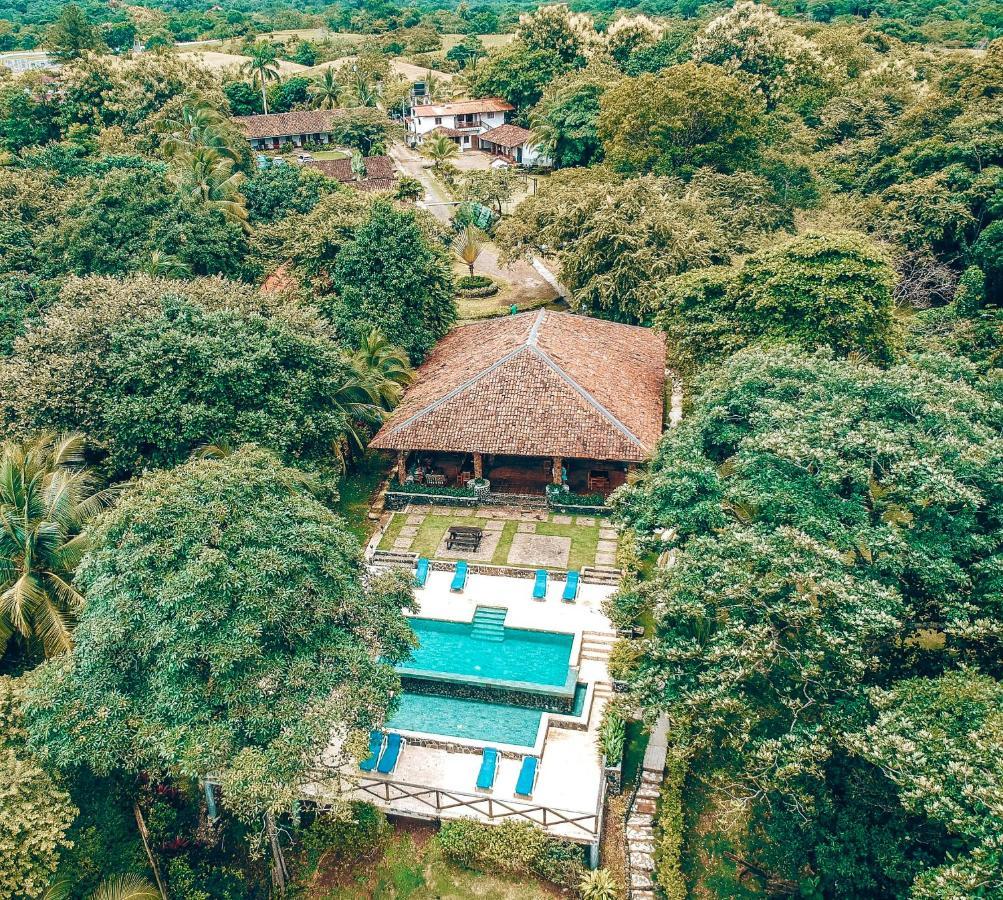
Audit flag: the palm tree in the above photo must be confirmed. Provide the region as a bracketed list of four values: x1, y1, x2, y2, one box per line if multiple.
[310, 68, 341, 109]
[174, 148, 249, 231]
[423, 70, 451, 102]
[329, 372, 384, 471]
[143, 251, 191, 279]
[422, 134, 459, 172]
[453, 224, 488, 276]
[0, 433, 114, 659]
[90, 876, 160, 900]
[155, 102, 243, 163]
[242, 42, 281, 115]
[346, 69, 378, 107]
[529, 111, 560, 165]
[351, 330, 414, 411]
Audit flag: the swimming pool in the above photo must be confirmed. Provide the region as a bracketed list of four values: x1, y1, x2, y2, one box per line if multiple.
[387, 692, 543, 747]
[403, 617, 573, 688]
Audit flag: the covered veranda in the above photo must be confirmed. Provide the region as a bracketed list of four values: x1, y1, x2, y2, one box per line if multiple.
[369, 310, 666, 500]
[396, 450, 629, 497]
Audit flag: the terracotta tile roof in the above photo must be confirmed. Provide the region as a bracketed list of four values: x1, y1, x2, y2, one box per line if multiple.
[370, 311, 666, 462]
[236, 110, 344, 140]
[411, 97, 514, 117]
[305, 156, 396, 192]
[426, 124, 465, 139]
[479, 124, 533, 148]
[261, 263, 298, 295]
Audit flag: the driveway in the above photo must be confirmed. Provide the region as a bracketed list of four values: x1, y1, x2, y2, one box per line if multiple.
[389, 144, 559, 310]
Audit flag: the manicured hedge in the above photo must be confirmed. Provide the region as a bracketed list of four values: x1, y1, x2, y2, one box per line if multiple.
[393, 481, 477, 498]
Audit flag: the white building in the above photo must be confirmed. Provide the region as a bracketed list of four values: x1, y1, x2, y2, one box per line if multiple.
[0, 51, 58, 76]
[407, 97, 514, 153]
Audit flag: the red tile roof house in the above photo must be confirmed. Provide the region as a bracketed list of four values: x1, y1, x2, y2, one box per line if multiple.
[406, 97, 514, 154]
[236, 110, 346, 150]
[370, 310, 666, 498]
[477, 123, 551, 167]
[304, 155, 397, 193]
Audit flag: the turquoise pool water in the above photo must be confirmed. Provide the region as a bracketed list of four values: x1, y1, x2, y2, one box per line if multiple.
[387, 692, 543, 747]
[404, 617, 573, 687]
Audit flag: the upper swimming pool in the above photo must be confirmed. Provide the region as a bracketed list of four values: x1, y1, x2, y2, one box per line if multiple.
[402, 615, 574, 688]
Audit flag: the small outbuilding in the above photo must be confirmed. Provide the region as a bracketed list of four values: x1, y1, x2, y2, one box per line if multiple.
[370, 310, 666, 497]
[477, 124, 551, 167]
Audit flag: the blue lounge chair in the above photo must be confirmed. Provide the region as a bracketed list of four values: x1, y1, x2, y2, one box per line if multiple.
[376, 732, 405, 775]
[476, 747, 499, 791]
[532, 569, 547, 600]
[359, 730, 385, 772]
[451, 560, 468, 592]
[562, 570, 580, 603]
[415, 557, 429, 588]
[515, 756, 539, 798]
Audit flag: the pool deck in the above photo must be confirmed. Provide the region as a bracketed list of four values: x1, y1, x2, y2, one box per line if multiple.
[315, 566, 619, 844]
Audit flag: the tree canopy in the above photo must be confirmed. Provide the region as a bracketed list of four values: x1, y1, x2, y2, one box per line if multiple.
[22, 447, 418, 822]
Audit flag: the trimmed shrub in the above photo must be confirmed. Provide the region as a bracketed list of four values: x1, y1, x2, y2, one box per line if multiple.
[438, 819, 585, 887]
[607, 639, 641, 682]
[457, 275, 494, 290]
[300, 802, 390, 862]
[392, 481, 477, 499]
[654, 744, 689, 900]
[598, 704, 627, 765]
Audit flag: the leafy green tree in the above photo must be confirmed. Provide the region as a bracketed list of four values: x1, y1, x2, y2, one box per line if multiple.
[289, 40, 317, 67]
[327, 107, 393, 155]
[330, 200, 456, 363]
[614, 346, 1003, 889]
[22, 446, 418, 825]
[516, 3, 595, 65]
[0, 277, 362, 480]
[243, 163, 334, 223]
[496, 169, 730, 322]
[268, 75, 312, 113]
[597, 63, 762, 176]
[47, 4, 101, 61]
[0, 81, 60, 152]
[445, 36, 486, 70]
[0, 274, 55, 356]
[530, 65, 611, 168]
[730, 231, 898, 360]
[971, 220, 1003, 305]
[0, 433, 110, 661]
[223, 80, 262, 116]
[466, 40, 567, 117]
[0, 677, 76, 900]
[850, 671, 1003, 899]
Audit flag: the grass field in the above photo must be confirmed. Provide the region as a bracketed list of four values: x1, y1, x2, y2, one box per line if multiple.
[379, 510, 606, 571]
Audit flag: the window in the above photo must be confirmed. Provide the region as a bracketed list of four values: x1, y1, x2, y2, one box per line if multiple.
[434, 117, 442, 125]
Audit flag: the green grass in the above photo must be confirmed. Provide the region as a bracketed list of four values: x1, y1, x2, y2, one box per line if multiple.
[622, 720, 650, 788]
[334, 452, 391, 543]
[309, 149, 350, 160]
[300, 826, 556, 899]
[378, 511, 607, 570]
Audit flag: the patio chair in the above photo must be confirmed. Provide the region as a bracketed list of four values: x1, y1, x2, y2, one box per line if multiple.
[359, 730, 385, 773]
[451, 560, 468, 592]
[376, 732, 405, 775]
[515, 756, 539, 798]
[562, 570, 580, 603]
[415, 557, 429, 588]
[532, 569, 548, 600]
[476, 747, 499, 791]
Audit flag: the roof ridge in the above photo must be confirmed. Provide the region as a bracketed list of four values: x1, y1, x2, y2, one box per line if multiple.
[528, 343, 645, 449]
[380, 316, 540, 438]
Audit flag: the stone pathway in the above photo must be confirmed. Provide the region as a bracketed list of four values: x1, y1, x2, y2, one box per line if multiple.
[625, 715, 670, 900]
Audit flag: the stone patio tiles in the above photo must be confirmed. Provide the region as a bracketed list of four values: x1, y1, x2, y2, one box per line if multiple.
[516, 522, 536, 533]
[434, 527, 502, 562]
[508, 533, 571, 569]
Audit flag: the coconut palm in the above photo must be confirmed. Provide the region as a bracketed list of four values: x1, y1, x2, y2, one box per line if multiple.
[143, 251, 191, 279]
[529, 111, 560, 164]
[329, 371, 384, 470]
[0, 433, 114, 659]
[174, 148, 249, 231]
[155, 102, 243, 163]
[453, 224, 488, 276]
[423, 70, 451, 102]
[345, 69, 378, 107]
[90, 875, 160, 900]
[242, 42, 282, 115]
[351, 330, 415, 411]
[310, 67, 341, 109]
[422, 134, 459, 171]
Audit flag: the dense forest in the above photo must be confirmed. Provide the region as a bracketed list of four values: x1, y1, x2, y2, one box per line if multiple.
[0, 0, 1000, 898]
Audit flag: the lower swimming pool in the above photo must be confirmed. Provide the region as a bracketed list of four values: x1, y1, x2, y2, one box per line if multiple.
[404, 616, 573, 687]
[387, 692, 543, 747]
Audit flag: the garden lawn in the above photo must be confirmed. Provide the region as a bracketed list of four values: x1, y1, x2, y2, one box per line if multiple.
[333, 452, 391, 543]
[378, 511, 605, 571]
[299, 823, 561, 899]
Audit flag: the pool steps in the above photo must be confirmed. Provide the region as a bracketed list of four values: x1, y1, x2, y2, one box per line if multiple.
[470, 605, 508, 642]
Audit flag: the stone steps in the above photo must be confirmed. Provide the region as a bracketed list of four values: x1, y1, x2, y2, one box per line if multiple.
[581, 565, 622, 585]
[371, 549, 418, 569]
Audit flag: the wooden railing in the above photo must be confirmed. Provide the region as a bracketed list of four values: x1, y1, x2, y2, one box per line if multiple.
[343, 775, 603, 842]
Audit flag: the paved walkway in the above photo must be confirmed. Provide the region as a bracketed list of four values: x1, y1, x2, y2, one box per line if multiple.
[386, 507, 618, 568]
[389, 144, 558, 306]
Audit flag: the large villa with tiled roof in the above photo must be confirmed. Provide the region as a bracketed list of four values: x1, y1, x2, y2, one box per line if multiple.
[370, 309, 666, 498]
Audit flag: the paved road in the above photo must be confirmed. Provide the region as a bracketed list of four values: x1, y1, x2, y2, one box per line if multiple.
[389, 144, 559, 306]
